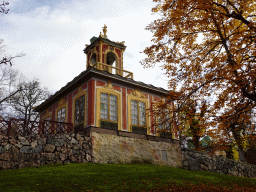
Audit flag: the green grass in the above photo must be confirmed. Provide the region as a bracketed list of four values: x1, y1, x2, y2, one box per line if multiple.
[0, 161, 256, 192]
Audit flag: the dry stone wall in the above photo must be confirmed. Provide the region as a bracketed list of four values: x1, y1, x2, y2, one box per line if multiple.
[91, 132, 183, 168]
[6, 128, 254, 179]
[0, 133, 94, 171]
[182, 148, 256, 179]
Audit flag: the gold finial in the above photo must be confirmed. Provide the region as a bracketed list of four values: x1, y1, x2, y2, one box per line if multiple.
[99, 32, 104, 38]
[102, 24, 107, 38]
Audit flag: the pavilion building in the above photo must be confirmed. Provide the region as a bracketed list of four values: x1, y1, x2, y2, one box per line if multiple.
[34, 25, 177, 139]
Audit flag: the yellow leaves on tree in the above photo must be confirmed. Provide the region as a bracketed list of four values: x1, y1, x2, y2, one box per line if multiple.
[142, 0, 256, 161]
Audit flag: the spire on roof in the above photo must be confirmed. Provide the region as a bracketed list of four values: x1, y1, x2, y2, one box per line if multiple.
[102, 24, 107, 38]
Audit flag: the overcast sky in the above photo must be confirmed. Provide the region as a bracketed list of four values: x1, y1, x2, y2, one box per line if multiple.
[0, 0, 170, 94]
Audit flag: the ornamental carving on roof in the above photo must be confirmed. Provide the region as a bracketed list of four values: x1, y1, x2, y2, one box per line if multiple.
[131, 89, 146, 98]
[105, 81, 113, 89]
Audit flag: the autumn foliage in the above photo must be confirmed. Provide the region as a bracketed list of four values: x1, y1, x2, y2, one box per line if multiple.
[142, 0, 256, 160]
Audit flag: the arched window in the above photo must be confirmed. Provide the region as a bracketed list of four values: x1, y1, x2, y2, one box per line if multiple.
[90, 53, 97, 65]
[106, 52, 116, 65]
[106, 52, 118, 74]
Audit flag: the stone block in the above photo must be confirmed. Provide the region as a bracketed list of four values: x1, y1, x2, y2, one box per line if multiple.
[20, 146, 32, 153]
[75, 134, 84, 141]
[60, 154, 66, 161]
[0, 152, 12, 160]
[0, 146, 6, 154]
[32, 145, 43, 153]
[42, 153, 56, 161]
[30, 141, 37, 148]
[38, 138, 46, 145]
[54, 138, 65, 147]
[201, 164, 209, 171]
[44, 144, 55, 153]
[9, 139, 17, 145]
[46, 136, 55, 145]
[70, 138, 78, 145]
[18, 136, 26, 141]
[4, 144, 12, 150]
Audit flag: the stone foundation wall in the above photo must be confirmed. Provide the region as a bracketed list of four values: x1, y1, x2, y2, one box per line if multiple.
[182, 148, 256, 178]
[91, 132, 183, 168]
[0, 133, 94, 170]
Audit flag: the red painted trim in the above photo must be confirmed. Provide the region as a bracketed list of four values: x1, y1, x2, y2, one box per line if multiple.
[102, 53, 105, 63]
[127, 89, 132, 94]
[52, 105, 56, 121]
[115, 48, 121, 58]
[82, 83, 87, 89]
[113, 85, 121, 92]
[73, 89, 78, 97]
[96, 80, 106, 87]
[154, 97, 160, 101]
[88, 79, 95, 126]
[68, 93, 73, 123]
[149, 95, 154, 134]
[102, 44, 108, 52]
[122, 87, 127, 130]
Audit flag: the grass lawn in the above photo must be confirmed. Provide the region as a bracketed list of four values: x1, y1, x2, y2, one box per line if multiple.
[0, 161, 256, 192]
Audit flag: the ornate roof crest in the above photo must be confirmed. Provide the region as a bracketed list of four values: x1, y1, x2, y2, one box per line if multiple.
[131, 89, 146, 98]
[105, 81, 113, 89]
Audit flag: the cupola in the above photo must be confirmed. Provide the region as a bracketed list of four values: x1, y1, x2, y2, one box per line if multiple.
[83, 25, 133, 79]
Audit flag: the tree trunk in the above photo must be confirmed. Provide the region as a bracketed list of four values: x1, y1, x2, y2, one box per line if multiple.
[193, 135, 201, 151]
[232, 128, 246, 162]
[238, 146, 246, 162]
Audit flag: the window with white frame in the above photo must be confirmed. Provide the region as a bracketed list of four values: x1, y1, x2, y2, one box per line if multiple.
[131, 100, 146, 126]
[100, 93, 117, 122]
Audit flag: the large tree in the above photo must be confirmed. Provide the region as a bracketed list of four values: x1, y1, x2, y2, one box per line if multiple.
[0, 1, 25, 110]
[8, 77, 50, 135]
[0, 39, 25, 118]
[10, 77, 50, 121]
[141, 0, 256, 160]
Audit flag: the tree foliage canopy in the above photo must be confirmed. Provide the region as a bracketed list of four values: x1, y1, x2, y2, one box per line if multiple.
[142, 0, 256, 157]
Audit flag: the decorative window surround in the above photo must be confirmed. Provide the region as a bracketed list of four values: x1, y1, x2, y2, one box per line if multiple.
[96, 82, 121, 131]
[127, 89, 150, 134]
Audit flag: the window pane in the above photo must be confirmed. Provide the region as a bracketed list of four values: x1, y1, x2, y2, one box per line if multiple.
[100, 93, 108, 120]
[139, 102, 146, 126]
[75, 95, 85, 125]
[57, 108, 66, 122]
[110, 95, 117, 122]
[131, 100, 138, 125]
